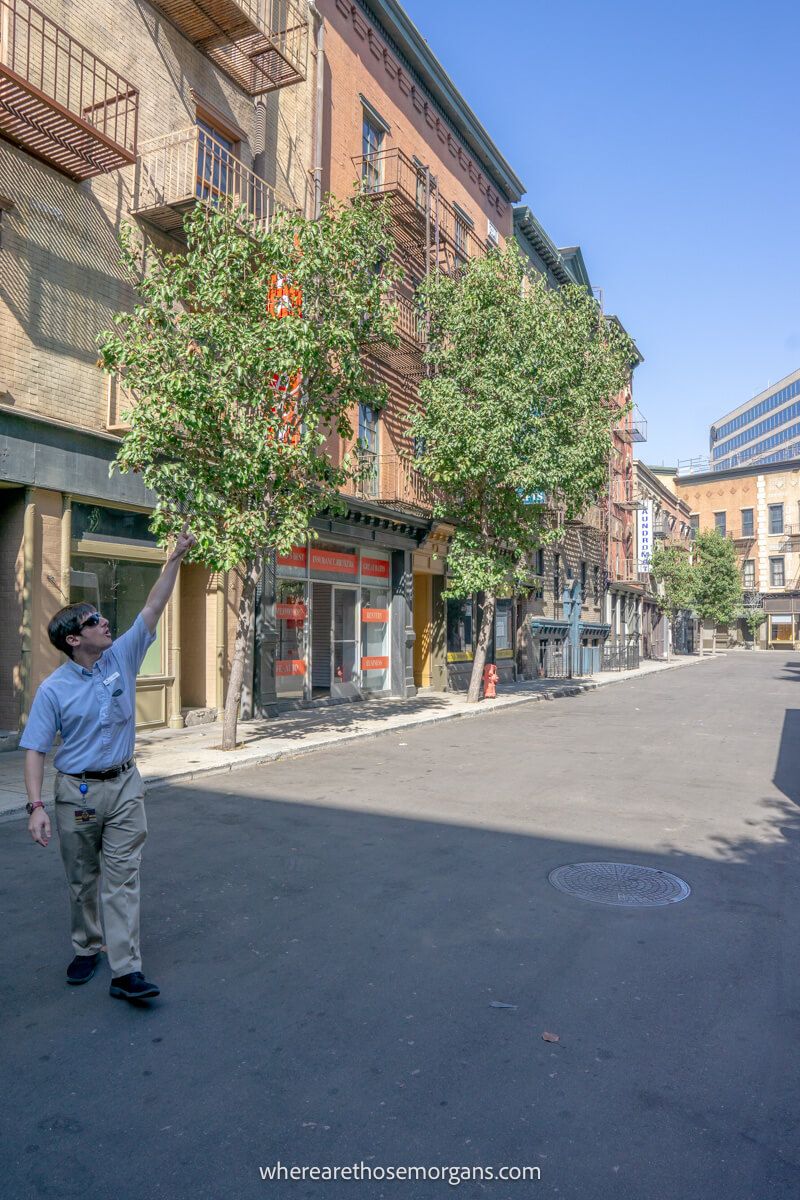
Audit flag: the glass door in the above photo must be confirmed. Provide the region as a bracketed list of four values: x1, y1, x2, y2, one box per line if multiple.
[332, 588, 359, 699]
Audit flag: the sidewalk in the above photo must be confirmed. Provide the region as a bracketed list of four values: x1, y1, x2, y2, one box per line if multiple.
[0, 654, 709, 820]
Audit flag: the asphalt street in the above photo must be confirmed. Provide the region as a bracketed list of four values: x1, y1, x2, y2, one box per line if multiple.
[2, 653, 799, 1199]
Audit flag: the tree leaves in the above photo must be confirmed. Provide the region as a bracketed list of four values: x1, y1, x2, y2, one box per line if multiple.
[98, 197, 399, 572]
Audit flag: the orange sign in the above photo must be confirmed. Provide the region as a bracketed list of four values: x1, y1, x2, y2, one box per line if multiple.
[310, 548, 358, 575]
[362, 556, 390, 579]
[278, 547, 307, 569]
[361, 607, 389, 623]
[276, 602, 307, 621]
[267, 273, 303, 319]
[361, 656, 389, 671]
[276, 659, 306, 676]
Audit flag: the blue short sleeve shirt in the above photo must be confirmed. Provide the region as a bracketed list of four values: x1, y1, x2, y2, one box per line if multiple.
[20, 614, 156, 773]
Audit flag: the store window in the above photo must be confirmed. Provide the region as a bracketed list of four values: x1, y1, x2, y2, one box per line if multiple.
[360, 585, 390, 692]
[742, 560, 755, 589]
[770, 556, 785, 587]
[769, 503, 784, 535]
[446, 598, 473, 659]
[72, 502, 156, 544]
[71, 556, 163, 676]
[275, 580, 308, 699]
[495, 600, 513, 660]
[770, 614, 793, 643]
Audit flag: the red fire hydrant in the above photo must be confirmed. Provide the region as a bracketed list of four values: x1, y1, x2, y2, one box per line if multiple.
[482, 662, 499, 699]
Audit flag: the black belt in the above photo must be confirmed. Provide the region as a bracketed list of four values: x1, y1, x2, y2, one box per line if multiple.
[65, 758, 134, 782]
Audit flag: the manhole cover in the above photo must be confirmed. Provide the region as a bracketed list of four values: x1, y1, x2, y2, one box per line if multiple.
[548, 862, 690, 907]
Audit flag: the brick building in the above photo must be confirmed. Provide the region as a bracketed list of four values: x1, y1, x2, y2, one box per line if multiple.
[0, 0, 313, 737]
[249, 0, 526, 710]
[675, 457, 800, 649]
[634, 461, 695, 656]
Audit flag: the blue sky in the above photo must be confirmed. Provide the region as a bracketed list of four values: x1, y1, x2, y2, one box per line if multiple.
[399, 0, 799, 467]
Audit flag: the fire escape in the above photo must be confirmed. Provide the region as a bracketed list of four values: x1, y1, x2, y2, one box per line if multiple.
[0, 0, 139, 179]
[134, 1, 306, 237]
[348, 146, 492, 515]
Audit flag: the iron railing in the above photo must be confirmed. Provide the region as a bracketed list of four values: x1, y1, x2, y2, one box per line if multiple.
[602, 638, 640, 672]
[352, 146, 488, 268]
[135, 126, 280, 235]
[148, 0, 307, 94]
[350, 452, 437, 513]
[0, 0, 138, 178]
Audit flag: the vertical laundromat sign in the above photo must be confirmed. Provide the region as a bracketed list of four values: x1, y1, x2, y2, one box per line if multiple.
[638, 500, 653, 570]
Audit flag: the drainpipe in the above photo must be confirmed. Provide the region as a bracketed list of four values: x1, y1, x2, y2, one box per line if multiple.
[20, 490, 36, 723]
[60, 494, 72, 604]
[309, 2, 325, 219]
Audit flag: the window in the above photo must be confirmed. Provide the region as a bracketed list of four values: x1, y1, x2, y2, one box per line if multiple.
[413, 155, 428, 211]
[446, 598, 473, 658]
[743, 560, 755, 589]
[553, 552, 561, 599]
[196, 117, 236, 204]
[770, 614, 793, 643]
[690, 514, 699, 538]
[71, 556, 163, 676]
[358, 403, 379, 496]
[580, 561, 587, 596]
[593, 564, 600, 601]
[741, 508, 754, 538]
[714, 511, 726, 536]
[536, 548, 545, 577]
[361, 584, 390, 692]
[361, 112, 384, 192]
[495, 599, 513, 657]
[770, 556, 785, 588]
[454, 207, 472, 265]
[769, 503, 784, 534]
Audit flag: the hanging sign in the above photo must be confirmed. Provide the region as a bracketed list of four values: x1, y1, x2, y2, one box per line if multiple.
[276, 602, 307, 621]
[638, 500, 653, 570]
[362, 556, 390, 579]
[276, 659, 306, 676]
[361, 655, 389, 671]
[278, 546, 307, 570]
[310, 548, 358, 575]
[361, 607, 389, 623]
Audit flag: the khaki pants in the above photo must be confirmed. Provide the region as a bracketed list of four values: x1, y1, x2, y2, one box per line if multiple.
[55, 766, 147, 977]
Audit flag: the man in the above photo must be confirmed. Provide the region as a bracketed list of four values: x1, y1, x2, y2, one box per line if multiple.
[22, 529, 196, 1002]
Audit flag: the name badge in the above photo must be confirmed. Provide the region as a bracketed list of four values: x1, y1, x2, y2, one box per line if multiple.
[103, 672, 121, 688]
[74, 808, 97, 823]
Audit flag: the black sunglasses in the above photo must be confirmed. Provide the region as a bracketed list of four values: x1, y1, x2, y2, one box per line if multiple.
[78, 612, 102, 632]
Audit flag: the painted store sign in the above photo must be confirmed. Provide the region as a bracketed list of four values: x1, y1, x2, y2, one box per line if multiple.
[361, 607, 389, 623]
[276, 659, 306, 676]
[361, 656, 389, 671]
[362, 556, 390, 579]
[276, 602, 307, 621]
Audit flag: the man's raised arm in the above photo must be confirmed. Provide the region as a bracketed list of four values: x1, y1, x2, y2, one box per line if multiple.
[140, 530, 197, 634]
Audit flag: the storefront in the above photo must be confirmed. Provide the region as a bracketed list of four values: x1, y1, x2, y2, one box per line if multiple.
[764, 595, 800, 649]
[445, 594, 517, 691]
[252, 504, 431, 712]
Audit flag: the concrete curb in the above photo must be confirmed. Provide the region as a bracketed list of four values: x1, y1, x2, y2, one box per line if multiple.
[1, 655, 710, 821]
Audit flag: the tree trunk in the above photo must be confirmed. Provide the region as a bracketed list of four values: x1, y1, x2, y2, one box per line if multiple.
[222, 557, 261, 751]
[466, 592, 496, 704]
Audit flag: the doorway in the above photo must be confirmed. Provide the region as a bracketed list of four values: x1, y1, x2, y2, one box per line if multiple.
[332, 587, 359, 699]
[413, 573, 432, 687]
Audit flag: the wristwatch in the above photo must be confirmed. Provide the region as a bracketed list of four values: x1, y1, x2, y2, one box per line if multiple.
[26, 800, 44, 815]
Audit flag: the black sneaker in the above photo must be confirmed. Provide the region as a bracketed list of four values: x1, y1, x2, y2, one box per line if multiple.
[109, 971, 160, 1001]
[66, 953, 100, 985]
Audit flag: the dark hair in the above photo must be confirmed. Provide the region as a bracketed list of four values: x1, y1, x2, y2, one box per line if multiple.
[48, 603, 97, 659]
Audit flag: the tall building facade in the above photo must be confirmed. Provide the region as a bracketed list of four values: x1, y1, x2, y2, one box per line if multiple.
[0, 0, 313, 738]
[707, 367, 800, 472]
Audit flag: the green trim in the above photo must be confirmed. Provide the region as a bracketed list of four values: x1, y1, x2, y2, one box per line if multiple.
[356, 0, 524, 201]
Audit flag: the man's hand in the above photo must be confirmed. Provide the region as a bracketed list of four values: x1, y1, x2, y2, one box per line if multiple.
[172, 526, 197, 560]
[28, 807, 51, 848]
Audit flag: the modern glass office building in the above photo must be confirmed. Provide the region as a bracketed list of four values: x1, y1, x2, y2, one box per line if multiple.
[710, 368, 800, 470]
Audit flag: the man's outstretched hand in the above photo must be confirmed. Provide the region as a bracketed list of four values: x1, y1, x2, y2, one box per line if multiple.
[29, 807, 51, 848]
[173, 527, 197, 559]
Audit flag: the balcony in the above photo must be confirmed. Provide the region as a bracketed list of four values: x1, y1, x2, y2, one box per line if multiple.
[610, 475, 638, 508]
[609, 558, 645, 586]
[0, 0, 138, 179]
[731, 526, 756, 544]
[149, 0, 307, 94]
[616, 405, 647, 444]
[370, 290, 425, 373]
[569, 503, 604, 532]
[352, 146, 488, 269]
[134, 125, 280, 237]
[350, 452, 437, 515]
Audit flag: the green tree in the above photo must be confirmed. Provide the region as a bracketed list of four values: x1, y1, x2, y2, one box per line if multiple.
[99, 197, 398, 749]
[649, 542, 695, 658]
[740, 591, 766, 647]
[690, 529, 743, 649]
[410, 245, 635, 702]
